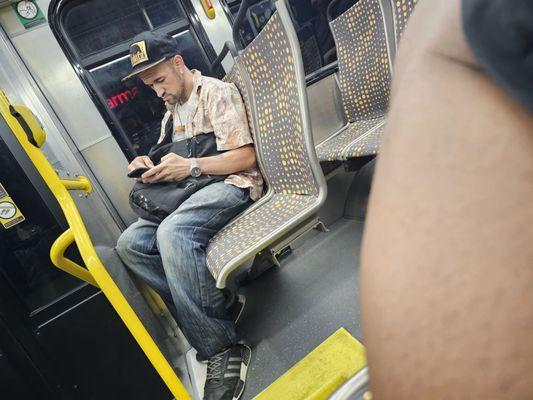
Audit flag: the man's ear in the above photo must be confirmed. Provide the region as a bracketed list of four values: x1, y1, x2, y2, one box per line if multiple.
[170, 55, 184, 70]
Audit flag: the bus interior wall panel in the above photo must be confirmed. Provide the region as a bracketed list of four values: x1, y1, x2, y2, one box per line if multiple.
[0, 268, 71, 398]
[10, 27, 123, 153]
[0, 344, 43, 399]
[307, 73, 347, 146]
[0, 319, 58, 399]
[80, 137, 139, 225]
[35, 292, 173, 400]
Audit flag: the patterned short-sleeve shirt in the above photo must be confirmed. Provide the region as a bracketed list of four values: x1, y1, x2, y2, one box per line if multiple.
[158, 70, 263, 200]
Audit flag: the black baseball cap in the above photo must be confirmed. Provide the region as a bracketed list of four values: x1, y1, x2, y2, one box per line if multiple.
[121, 31, 179, 81]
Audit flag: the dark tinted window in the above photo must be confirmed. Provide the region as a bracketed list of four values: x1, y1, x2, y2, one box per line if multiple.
[62, 0, 185, 58]
[142, 0, 184, 27]
[225, 0, 354, 75]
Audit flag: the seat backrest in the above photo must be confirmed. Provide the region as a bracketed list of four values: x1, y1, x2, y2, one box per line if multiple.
[330, 0, 393, 123]
[224, 62, 255, 142]
[390, 0, 419, 44]
[232, 7, 323, 197]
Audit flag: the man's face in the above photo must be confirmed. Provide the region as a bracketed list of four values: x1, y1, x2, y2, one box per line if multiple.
[138, 59, 183, 105]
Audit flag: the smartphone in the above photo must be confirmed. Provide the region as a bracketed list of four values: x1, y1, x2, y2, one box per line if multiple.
[127, 167, 150, 178]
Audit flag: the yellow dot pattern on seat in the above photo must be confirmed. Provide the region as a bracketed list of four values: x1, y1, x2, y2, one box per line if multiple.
[206, 193, 318, 279]
[315, 118, 384, 161]
[206, 13, 323, 282]
[393, 0, 418, 43]
[330, 0, 391, 123]
[343, 121, 385, 158]
[240, 12, 318, 196]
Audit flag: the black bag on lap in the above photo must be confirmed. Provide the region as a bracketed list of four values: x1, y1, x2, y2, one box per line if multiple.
[129, 127, 227, 223]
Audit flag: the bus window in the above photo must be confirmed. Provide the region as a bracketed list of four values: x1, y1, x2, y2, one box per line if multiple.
[54, 0, 215, 158]
[61, 0, 186, 58]
[220, 0, 355, 75]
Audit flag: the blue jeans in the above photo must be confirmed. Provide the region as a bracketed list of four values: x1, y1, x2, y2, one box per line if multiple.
[116, 182, 251, 358]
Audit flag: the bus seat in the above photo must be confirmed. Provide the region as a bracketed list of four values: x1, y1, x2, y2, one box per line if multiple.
[0, 92, 190, 399]
[316, 0, 418, 163]
[391, 0, 419, 45]
[205, 0, 327, 289]
[316, 0, 391, 162]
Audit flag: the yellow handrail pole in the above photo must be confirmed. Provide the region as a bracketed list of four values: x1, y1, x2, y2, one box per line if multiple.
[55, 197, 191, 400]
[60, 176, 92, 193]
[50, 228, 99, 287]
[0, 95, 191, 400]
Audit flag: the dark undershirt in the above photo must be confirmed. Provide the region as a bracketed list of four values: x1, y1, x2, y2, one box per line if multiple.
[462, 0, 533, 112]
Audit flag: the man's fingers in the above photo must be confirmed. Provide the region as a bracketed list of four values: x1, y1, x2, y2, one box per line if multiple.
[144, 157, 155, 168]
[128, 156, 154, 171]
[141, 167, 159, 179]
[141, 162, 167, 182]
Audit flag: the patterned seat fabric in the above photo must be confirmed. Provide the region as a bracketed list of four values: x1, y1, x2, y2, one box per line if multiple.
[392, 0, 419, 43]
[206, 11, 324, 287]
[316, 117, 385, 161]
[206, 193, 316, 277]
[320, 0, 392, 162]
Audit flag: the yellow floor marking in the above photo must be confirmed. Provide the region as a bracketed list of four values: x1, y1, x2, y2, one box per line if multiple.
[253, 327, 366, 400]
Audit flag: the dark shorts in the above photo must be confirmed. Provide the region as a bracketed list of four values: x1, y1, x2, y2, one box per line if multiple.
[462, 0, 533, 112]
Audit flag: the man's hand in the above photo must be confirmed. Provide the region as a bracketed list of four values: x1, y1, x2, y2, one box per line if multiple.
[128, 155, 154, 172]
[141, 153, 190, 183]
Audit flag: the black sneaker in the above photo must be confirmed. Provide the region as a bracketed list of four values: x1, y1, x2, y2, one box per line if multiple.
[203, 344, 251, 400]
[196, 295, 246, 364]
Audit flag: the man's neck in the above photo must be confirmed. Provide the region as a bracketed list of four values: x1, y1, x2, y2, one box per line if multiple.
[179, 70, 195, 105]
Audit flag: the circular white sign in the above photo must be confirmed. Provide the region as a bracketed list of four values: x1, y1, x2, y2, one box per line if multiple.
[16, 1, 38, 20]
[0, 201, 17, 219]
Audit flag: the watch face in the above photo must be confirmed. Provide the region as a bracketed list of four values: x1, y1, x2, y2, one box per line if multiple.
[16, 1, 38, 20]
[190, 167, 202, 178]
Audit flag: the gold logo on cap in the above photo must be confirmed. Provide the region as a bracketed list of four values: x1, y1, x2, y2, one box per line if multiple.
[130, 40, 149, 67]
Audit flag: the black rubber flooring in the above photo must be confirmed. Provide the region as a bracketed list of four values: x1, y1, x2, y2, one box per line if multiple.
[237, 218, 364, 399]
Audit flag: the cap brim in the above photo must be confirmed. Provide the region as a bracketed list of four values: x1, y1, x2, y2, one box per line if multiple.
[121, 57, 167, 82]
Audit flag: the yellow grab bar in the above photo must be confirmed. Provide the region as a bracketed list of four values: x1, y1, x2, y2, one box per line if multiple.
[0, 92, 191, 400]
[50, 229, 99, 287]
[60, 175, 92, 193]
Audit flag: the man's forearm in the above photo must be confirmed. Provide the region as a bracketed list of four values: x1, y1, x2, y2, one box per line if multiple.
[196, 145, 256, 175]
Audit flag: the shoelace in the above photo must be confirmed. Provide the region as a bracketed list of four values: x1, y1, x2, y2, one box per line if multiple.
[206, 351, 227, 382]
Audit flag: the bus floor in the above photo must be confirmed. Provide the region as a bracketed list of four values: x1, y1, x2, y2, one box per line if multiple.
[237, 216, 364, 399]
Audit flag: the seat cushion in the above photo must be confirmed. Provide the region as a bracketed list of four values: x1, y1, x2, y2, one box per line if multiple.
[343, 121, 385, 159]
[206, 193, 319, 283]
[315, 117, 385, 161]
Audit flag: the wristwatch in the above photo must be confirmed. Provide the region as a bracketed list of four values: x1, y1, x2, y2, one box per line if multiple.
[189, 158, 202, 178]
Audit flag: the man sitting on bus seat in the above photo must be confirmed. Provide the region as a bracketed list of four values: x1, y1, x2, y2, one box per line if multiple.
[116, 31, 262, 400]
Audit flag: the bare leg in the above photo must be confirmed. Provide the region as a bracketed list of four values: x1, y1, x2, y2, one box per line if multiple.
[361, 0, 533, 399]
